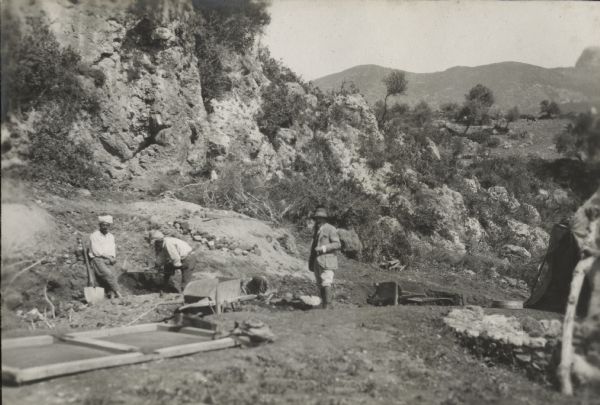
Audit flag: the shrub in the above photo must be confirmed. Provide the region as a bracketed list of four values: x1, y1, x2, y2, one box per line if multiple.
[555, 111, 600, 161]
[1, 16, 96, 120]
[411, 101, 433, 127]
[258, 47, 301, 86]
[195, 36, 232, 112]
[176, 159, 276, 221]
[257, 83, 307, 146]
[505, 106, 520, 123]
[487, 136, 502, 148]
[466, 130, 492, 144]
[194, 0, 270, 54]
[540, 100, 561, 119]
[409, 206, 443, 235]
[2, 14, 105, 188]
[465, 157, 543, 197]
[359, 132, 386, 170]
[440, 102, 460, 121]
[24, 104, 107, 189]
[385, 126, 458, 189]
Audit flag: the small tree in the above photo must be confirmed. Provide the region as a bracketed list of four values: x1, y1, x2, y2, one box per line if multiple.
[505, 106, 520, 124]
[540, 100, 561, 119]
[378, 70, 407, 127]
[440, 102, 460, 121]
[458, 84, 495, 134]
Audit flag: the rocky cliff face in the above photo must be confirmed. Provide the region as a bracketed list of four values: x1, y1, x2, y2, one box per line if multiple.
[2, 0, 554, 260]
[4, 0, 390, 190]
[3, 1, 210, 183]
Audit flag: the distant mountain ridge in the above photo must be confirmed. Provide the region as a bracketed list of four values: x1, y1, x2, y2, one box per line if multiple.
[312, 48, 600, 114]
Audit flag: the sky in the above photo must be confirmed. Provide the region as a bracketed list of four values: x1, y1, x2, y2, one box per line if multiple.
[261, 0, 600, 80]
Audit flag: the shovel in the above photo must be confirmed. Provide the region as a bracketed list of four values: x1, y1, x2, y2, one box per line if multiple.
[80, 238, 105, 304]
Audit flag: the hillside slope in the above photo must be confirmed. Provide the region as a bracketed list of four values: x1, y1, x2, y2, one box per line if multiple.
[313, 54, 600, 113]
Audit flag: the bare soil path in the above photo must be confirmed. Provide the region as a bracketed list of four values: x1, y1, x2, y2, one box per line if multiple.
[3, 305, 579, 405]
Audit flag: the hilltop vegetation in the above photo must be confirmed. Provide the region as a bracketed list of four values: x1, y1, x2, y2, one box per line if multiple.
[1, 0, 599, 296]
[313, 57, 600, 114]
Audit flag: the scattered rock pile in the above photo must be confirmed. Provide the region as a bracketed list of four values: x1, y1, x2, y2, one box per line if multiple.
[443, 306, 561, 382]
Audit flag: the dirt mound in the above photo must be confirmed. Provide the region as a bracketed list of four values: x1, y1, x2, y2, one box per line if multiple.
[126, 198, 309, 280]
[1, 203, 56, 259]
[1, 193, 310, 319]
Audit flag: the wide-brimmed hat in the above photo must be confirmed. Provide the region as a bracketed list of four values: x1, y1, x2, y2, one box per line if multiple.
[312, 208, 329, 219]
[148, 230, 165, 243]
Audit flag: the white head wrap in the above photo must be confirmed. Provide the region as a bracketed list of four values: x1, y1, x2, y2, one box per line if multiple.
[98, 215, 113, 224]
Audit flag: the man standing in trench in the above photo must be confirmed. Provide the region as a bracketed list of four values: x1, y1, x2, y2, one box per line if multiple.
[309, 207, 341, 309]
[89, 215, 122, 298]
[148, 230, 194, 293]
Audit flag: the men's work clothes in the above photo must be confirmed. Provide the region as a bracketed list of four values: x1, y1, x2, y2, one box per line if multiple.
[309, 222, 341, 290]
[314, 265, 334, 288]
[309, 223, 341, 272]
[90, 257, 120, 295]
[89, 230, 116, 259]
[156, 237, 192, 268]
[162, 255, 194, 293]
[321, 286, 334, 309]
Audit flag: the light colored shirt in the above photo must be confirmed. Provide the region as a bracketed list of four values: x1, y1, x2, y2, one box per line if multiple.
[158, 237, 192, 267]
[309, 223, 341, 271]
[89, 230, 116, 258]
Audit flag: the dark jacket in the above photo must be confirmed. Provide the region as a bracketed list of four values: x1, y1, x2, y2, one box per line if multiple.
[309, 223, 341, 271]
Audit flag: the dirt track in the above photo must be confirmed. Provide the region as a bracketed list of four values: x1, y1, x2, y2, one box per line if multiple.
[3, 305, 582, 405]
[0, 253, 580, 405]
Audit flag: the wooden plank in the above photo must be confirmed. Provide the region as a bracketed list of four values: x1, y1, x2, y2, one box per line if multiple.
[178, 298, 213, 311]
[155, 324, 179, 332]
[58, 336, 140, 353]
[222, 294, 258, 305]
[2, 335, 54, 349]
[154, 337, 238, 357]
[2, 366, 21, 384]
[174, 327, 216, 339]
[9, 352, 150, 384]
[65, 323, 160, 339]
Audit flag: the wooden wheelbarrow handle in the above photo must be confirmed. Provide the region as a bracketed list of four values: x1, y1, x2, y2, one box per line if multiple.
[81, 239, 96, 287]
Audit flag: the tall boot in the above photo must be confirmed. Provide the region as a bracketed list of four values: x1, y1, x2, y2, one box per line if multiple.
[324, 286, 334, 309]
[320, 286, 328, 309]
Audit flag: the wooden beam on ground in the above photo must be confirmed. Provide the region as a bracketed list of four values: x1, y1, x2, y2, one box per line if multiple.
[2, 366, 22, 385]
[7, 352, 149, 384]
[173, 327, 216, 339]
[65, 323, 160, 339]
[2, 335, 54, 349]
[57, 336, 140, 353]
[154, 337, 238, 357]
